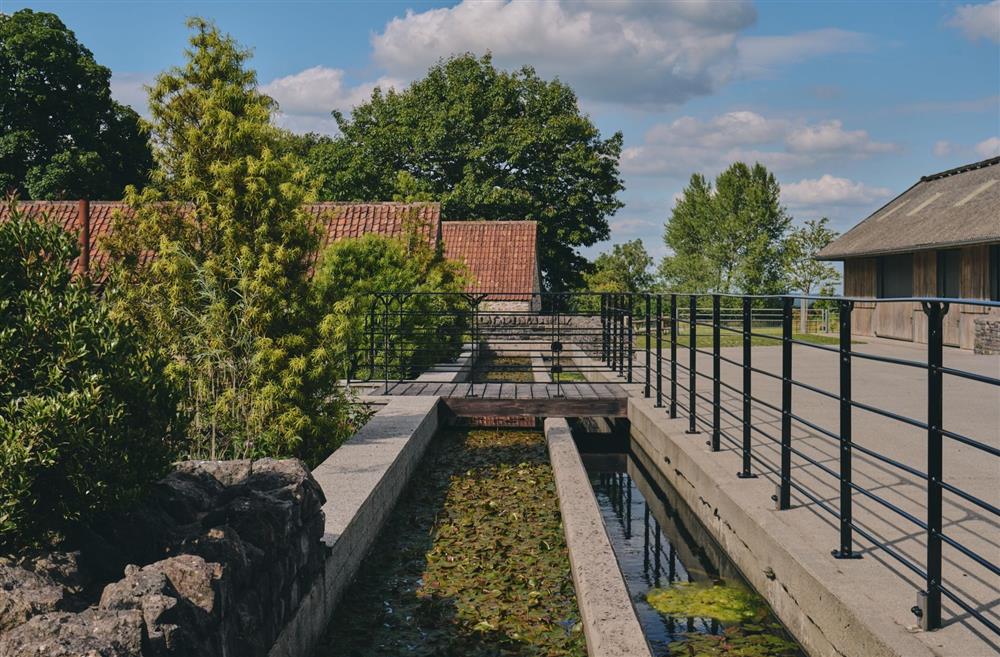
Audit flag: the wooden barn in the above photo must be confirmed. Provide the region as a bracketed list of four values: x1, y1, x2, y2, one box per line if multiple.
[817, 157, 1000, 350]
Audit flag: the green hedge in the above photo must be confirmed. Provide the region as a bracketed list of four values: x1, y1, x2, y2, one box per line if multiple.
[0, 200, 183, 548]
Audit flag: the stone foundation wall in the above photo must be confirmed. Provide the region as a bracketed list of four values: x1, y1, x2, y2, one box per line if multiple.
[973, 317, 1000, 354]
[0, 459, 325, 657]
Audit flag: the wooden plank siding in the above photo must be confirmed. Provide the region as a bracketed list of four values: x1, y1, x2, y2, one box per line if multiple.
[842, 245, 1000, 349]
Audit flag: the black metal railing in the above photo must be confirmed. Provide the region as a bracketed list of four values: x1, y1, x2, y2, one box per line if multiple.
[607, 292, 999, 635]
[355, 289, 998, 635]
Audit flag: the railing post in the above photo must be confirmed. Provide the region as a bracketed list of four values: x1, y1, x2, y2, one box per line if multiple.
[670, 293, 678, 419]
[656, 295, 663, 408]
[644, 293, 651, 397]
[627, 294, 634, 384]
[686, 295, 699, 434]
[779, 295, 793, 509]
[920, 300, 945, 629]
[737, 296, 756, 478]
[712, 294, 721, 452]
[619, 294, 626, 377]
[600, 294, 607, 363]
[832, 299, 861, 558]
[610, 294, 617, 372]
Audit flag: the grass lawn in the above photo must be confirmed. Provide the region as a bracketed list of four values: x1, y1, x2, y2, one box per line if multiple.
[317, 428, 586, 657]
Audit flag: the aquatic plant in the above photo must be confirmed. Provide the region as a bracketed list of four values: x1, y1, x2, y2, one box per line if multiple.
[317, 429, 586, 656]
[668, 625, 801, 656]
[646, 582, 767, 624]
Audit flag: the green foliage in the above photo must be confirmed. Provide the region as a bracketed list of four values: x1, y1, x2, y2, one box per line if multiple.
[784, 218, 840, 296]
[308, 53, 624, 291]
[312, 227, 468, 379]
[0, 9, 152, 198]
[661, 163, 791, 296]
[668, 627, 801, 657]
[647, 582, 766, 624]
[105, 19, 355, 465]
[321, 428, 586, 656]
[585, 239, 655, 294]
[0, 198, 181, 548]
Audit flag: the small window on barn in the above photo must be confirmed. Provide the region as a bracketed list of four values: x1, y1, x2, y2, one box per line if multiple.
[991, 245, 1000, 301]
[877, 253, 913, 298]
[937, 249, 962, 299]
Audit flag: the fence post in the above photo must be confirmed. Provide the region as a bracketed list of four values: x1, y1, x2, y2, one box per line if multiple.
[686, 295, 699, 434]
[670, 293, 678, 419]
[737, 296, 757, 478]
[656, 295, 663, 408]
[611, 294, 618, 372]
[644, 294, 651, 397]
[832, 299, 861, 558]
[779, 296, 793, 509]
[627, 294, 634, 383]
[712, 294, 721, 451]
[919, 301, 945, 629]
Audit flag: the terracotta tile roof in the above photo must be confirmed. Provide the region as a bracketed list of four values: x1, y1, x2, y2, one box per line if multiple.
[441, 221, 539, 300]
[1, 201, 441, 277]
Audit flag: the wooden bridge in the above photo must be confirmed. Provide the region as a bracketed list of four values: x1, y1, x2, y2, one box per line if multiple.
[368, 381, 630, 418]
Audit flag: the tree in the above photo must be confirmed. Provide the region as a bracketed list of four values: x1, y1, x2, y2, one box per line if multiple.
[105, 19, 355, 465]
[585, 239, 654, 294]
[0, 198, 181, 547]
[0, 9, 152, 199]
[660, 162, 791, 297]
[312, 227, 469, 379]
[785, 218, 840, 332]
[308, 54, 624, 291]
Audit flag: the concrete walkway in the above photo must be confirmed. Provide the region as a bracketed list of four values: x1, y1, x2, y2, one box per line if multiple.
[595, 337, 1000, 656]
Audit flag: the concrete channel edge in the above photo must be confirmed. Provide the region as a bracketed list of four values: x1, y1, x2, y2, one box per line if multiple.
[545, 417, 655, 657]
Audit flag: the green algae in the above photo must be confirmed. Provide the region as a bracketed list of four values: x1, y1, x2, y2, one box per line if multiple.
[647, 582, 767, 624]
[667, 627, 800, 656]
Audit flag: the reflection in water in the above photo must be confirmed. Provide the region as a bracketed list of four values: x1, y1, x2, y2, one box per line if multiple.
[586, 453, 803, 657]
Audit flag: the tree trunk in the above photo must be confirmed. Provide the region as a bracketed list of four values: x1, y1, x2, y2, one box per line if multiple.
[799, 295, 809, 334]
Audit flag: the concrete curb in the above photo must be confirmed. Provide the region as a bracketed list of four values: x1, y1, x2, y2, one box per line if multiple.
[545, 417, 654, 657]
[269, 396, 440, 657]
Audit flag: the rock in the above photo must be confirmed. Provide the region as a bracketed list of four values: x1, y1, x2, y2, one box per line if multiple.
[0, 609, 144, 657]
[175, 460, 253, 488]
[0, 562, 69, 631]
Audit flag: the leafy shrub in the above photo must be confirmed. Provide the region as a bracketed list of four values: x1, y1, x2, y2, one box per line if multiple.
[0, 199, 182, 548]
[313, 229, 469, 379]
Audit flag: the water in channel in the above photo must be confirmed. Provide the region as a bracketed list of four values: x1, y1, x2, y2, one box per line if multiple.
[582, 445, 806, 657]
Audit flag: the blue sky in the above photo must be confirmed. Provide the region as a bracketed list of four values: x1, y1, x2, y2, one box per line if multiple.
[4, 0, 998, 261]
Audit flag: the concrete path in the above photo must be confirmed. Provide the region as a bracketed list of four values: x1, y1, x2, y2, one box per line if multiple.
[600, 337, 1000, 655]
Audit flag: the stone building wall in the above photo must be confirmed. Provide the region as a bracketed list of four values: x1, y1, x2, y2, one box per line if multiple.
[0, 459, 325, 657]
[974, 317, 1000, 354]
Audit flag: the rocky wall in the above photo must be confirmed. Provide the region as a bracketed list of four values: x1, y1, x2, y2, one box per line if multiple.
[0, 459, 325, 657]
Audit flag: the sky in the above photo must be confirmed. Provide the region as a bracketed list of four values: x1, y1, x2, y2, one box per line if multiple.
[4, 0, 998, 261]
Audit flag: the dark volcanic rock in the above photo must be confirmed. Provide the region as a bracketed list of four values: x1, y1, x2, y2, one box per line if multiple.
[0, 562, 69, 632]
[0, 608, 144, 657]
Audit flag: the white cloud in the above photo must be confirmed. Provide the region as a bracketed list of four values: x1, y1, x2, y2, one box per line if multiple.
[947, 1, 1000, 43]
[261, 67, 403, 134]
[368, 0, 867, 109]
[111, 72, 155, 115]
[933, 140, 956, 157]
[782, 175, 893, 208]
[622, 111, 898, 177]
[785, 120, 897, 155]
[737, 29, 872, 75]
[975, 136, 1000, 157]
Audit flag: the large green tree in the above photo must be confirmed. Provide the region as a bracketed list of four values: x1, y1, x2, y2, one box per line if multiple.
[307, 54, 624, 291]
[0, 9, 152, 199]
[106, 19, 355, 465]
[660, 162, 791, 296]
[585, 239, 654, 294]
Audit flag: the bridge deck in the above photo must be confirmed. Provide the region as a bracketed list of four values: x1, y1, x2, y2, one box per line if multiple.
[370, 381, 629, 417]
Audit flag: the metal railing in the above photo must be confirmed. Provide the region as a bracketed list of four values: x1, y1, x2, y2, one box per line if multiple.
[355, 290, 998, 635]
[605, 292, 999, 635]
